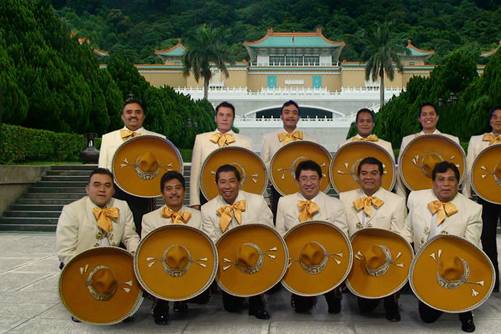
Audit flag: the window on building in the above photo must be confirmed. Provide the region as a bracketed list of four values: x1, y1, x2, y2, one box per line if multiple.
[312, 75, 322, 88]
[304, 56, 320, 66]
[267, 75, 277, 89]
[269, 56, 285, 66]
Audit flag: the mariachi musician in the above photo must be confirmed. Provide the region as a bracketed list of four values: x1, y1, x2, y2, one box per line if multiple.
[407, 161, 482, 332]
[98, 97, 165, 234]
[276, 160, 349, 314]
[190, 101, 252, 209]
[141, 171, 203, 325]
[261, 100, 317, 223]
[463, 106, 501, 293]
[201, 164, 273, 319]
[339, 157, 409, 322]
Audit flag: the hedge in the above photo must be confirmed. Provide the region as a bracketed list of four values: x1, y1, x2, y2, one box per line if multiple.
[0, 124, 86, 163]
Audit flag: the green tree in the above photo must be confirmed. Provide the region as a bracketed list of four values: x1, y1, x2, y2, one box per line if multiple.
[364, 22, 406, 108]
[182, 24, 230, 100]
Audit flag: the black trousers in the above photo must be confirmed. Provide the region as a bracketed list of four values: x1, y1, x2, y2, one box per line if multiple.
[418, 301, 472, 323]
[221, 291, 265, 312]
[199, 191, 208, 207]
[292, 288, 341, 312]
[114, 186, 155, 236]
[357, 293, 399, 313]
[478, 198, 501, 291]
[270, 185, 282, 226]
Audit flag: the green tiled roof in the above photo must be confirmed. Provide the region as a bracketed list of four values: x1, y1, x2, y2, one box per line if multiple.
[249, 36, 339, 48]
[157, 45, 185, 57]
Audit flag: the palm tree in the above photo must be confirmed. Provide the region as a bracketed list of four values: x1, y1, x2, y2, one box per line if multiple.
[364, 22, 406, 108]
[182, 25, 229, 100]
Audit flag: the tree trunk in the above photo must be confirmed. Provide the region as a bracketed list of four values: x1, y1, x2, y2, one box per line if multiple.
[379, 67, 385, 108]
[203, 77, 209, 100]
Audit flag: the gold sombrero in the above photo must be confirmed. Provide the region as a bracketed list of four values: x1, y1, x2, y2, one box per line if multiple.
[346, 228, 413, 299]
[330, 141, 396, 193]
[399, 134, 466, 191]
[59, 247, 143, 325]
[200, 146, 267, 201]
[270, 141, 331, 196]
[471, 143, 501, 205]
[216, 224, 288, 297]
[282, 221, 353, 296]
[112, 135, 183, 198]
[410, 234, 495, 313]
[134, 225, 217, 301]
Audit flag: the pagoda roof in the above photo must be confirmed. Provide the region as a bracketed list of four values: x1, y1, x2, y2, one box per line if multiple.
[404, 40, 434, 57]
[155, 42, 186, 57]
[244, 28, 345, 48]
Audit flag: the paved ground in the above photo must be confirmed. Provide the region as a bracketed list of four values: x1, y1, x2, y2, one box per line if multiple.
[0, 232, 500, 334]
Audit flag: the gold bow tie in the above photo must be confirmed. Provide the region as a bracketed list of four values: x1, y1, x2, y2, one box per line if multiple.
[353, 196, 384, 218]
[162, 207, 191, 224]
[427, 200, 458, 225]
[482, 133, 501, 145]
[278, 130, 304, 143]
[92, 207, 119, 233]
[297, 200, 320, 223]
[352, 134, 379, 142]
[217, 200, 246, 233]
[120, 128, 139, 140]
[210, 132, 236, 147]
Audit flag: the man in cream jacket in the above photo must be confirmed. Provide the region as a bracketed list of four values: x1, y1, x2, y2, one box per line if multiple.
[190, 101, 252, 209]
[407, 161, 482, 332]
[201, 164, 273, 320]
[339, 157, 409, 322]
[56, 168, 139, 266]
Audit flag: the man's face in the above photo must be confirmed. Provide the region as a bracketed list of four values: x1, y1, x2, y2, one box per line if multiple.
[86, 173, 114, 207]
[121, 102, 145, 131]
[280, 104, 300, 130]
[356, 112, 375, 137]
[297, 169, 321, 200]
[490, 109, 501, 134]
[217, 171, 240, 204]
[215, 106, 234, 133]
[419, 105, 439, 132]
[358, 163, 382, 195]
[162, 178, 185, 210]
[432, 169, 459, 202]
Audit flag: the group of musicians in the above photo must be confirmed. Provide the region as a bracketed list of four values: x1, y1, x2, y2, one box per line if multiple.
[55, 97, 501, 332]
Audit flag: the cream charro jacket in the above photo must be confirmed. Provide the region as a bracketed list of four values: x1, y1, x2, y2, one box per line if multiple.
[190, 130, 252, 206]
[56, 196, 140, 264]
[141, 205, 202, 238]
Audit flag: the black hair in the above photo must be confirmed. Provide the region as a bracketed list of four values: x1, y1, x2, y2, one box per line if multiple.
[355, 108, 375, 123]
[357, 157, 384, 175]
[215, 164, 241, 183]
[432, 161, 460, 182]
[160, 171, 185, 192]
[89, 168, 114, 184]
[281, 100, 300, 114]
[295, 160, 322, 180]
[215, 101, 235, 118]
[419, 102, 438, 117]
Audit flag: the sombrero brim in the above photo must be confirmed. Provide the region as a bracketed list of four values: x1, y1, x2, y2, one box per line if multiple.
[201, 146, 267, 201]
[399, 134, 465, 191]
[346, 228, 413, 299]
[270, 141, 331, 196]
[216, 224, 288, 297]
[330, 141, 396, 193]
[471, 143, 501, 205]
[112, 135, 183, 198]
[59, 247, 143, 325]
[134, 225, 217, 301]
[282, 221, 353, 296]
[410, 234, 495, 313]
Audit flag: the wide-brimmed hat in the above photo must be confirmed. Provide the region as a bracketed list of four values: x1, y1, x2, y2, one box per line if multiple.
[282, 221, 353, 296]
[330, 141, 395, 193]
[216, 224, 288, 297]
[200, 146, 267, 201]
[112, 135, 183, 197]
[270, 141, 331, 196]
[410, 234, 495, 313]
[134, 225, 217, 301]
[346, 228, 413, 299]
[399, 134, 465, 191]
[471, 143, 501, 205]
[59, 247, 143, 325]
